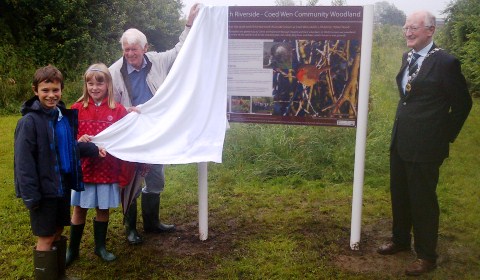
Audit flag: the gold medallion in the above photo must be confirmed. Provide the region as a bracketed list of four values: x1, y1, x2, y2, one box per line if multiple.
[405, 83, 412, 92]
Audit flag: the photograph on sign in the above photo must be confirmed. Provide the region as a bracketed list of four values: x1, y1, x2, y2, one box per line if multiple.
[227, 6, 363, 127]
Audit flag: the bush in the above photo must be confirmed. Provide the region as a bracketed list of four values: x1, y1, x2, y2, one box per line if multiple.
[0, 43, 36, 114]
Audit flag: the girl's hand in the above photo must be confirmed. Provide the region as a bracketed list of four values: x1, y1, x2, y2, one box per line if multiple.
[78, 134, 93, 142]
[127, 106, 140, 113]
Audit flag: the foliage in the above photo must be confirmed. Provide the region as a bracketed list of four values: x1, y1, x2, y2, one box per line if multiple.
[0, 41, 35, 114]
[0, 0, 183, 75]
[222, 123, 356, 183]
[307, 0, 320, 6]
[304, 0, 320, 6]
[119, 0, 184, 53]
[275, 0, 297, 6]
[1, 26, 480, 280]
[331, 0, 346, 6]
[0, 0, 185, 114]
[373, 1, 406, 26]
[366, 24, 405, 185]
[439, 0, 480, 96]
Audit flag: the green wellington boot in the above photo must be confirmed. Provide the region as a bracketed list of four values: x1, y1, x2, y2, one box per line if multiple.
[124, 199, 143, 244]
[93, 218, 116, 262]
[66, 223, 84, 266]
[142, 193, 176, 233]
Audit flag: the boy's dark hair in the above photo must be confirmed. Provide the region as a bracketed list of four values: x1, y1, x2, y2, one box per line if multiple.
[32, 65, 64, 92]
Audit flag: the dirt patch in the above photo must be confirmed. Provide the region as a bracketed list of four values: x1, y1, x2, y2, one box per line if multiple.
[144, 218, 411, 276]
[134, 217, 476, 279]
[139, 220, 239, 258]
[333, 219, 413, 277]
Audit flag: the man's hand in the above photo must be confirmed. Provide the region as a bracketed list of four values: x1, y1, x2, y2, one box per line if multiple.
[186, 3, 200, 27]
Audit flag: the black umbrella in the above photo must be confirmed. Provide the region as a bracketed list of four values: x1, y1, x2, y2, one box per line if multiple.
[120, 163, 148, 215]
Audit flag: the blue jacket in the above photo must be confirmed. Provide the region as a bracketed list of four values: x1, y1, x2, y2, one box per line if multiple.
[14, 97, 99, 210]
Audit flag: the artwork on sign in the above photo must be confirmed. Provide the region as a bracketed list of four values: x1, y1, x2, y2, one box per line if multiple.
[227, 6, 364, 127]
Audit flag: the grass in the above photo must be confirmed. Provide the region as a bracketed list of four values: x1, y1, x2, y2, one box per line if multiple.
[1, 107, 479, 280]
[1, 25, 479, 279]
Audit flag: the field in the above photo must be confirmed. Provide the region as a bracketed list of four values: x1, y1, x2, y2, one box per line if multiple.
[1, 25, 479, 279]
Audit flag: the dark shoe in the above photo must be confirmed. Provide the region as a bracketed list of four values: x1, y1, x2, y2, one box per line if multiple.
[144, 222, 176, 233]
[126, 227, 143, 244]
[93, 218, 116, 262]
[405, 259, 436, 276]
[33, 247, 59, 280]
[66, 223, 85, 266]
[377, 242, 410, 255]
[142, 193, 176, 233]
[124, 200, 143, 245]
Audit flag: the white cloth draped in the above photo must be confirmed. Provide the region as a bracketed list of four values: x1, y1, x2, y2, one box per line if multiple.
[92, 6, 228, 164]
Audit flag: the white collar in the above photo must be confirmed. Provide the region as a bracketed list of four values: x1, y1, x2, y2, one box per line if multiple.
[57, 107, 63, 121]
[414, 41, 434, 57]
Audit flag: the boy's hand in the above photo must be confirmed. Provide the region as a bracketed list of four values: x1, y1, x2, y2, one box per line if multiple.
[98, 147, 107, 157]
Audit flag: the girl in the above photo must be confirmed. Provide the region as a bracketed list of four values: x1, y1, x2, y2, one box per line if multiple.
[66, 63, 128, 265]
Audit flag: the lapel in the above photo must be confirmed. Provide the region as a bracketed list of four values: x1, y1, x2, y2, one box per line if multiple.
[396, 44, 438, 99]
[396, 53, 409, 98]
[412, 44, 437, 83]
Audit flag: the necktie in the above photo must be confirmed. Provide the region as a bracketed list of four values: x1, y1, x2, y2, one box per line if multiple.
[408, 53, 421, 76]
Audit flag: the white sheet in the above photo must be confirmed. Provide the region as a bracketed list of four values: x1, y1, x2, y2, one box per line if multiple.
[92, 6, 228, 164]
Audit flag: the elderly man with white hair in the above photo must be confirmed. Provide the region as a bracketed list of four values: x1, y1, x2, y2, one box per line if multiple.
[107, 3, 200, 245]
[377, 10, 472, 276]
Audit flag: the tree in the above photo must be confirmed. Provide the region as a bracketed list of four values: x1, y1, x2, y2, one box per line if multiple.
[0, 0, 185, 111]
[275, 0, 296, 6]
[0, 0, 184, 76]
[331, 0, 346, 6]
[119, 0, 183, 52]
[374, 1, 405, 26]
[440, 0, 480, 95]
[306, 0, 320, 6]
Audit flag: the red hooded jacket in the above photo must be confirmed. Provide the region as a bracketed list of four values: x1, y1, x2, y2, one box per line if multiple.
[71, 98, 128, 184]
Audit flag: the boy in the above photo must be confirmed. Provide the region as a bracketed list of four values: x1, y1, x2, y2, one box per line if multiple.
[14, 65, 105, 279]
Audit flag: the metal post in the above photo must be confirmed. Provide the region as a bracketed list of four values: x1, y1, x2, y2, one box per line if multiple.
[350, 5, 374, 250]
[198, 162, 208, 240]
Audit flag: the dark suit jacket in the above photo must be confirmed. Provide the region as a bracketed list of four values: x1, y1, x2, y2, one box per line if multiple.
[391, 44, 472, 162]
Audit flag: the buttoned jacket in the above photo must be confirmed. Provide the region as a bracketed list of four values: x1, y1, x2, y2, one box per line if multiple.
[392, 44, 472, 162]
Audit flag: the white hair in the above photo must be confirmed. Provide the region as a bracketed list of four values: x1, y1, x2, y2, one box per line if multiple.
[423, 11, 436, 27]
[120, 28, 148, 49]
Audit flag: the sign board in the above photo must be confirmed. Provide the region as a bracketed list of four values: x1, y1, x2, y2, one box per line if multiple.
[227, 6, 364, 127]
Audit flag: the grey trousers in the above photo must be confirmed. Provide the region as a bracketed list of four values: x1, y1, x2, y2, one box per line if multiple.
[142, 164, 165, 194]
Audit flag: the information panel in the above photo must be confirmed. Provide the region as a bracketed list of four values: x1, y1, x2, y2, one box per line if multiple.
[227, 6, 364, 127]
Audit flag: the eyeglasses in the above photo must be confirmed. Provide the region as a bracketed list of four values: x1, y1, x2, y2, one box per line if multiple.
[402, 26, 433, 33]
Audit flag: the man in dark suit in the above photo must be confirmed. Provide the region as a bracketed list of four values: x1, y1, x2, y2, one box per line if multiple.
[377, 10, 472, 276]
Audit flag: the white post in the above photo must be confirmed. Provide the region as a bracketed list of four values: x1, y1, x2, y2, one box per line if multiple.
[350, 5, 374, 250]
[198, 162, 208, 241]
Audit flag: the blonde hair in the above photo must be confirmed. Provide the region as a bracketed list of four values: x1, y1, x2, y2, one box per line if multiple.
[77, 63, 116, 109]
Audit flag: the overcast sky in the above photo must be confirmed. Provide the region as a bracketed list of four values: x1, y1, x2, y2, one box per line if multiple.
[181, 0, 451, 18]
